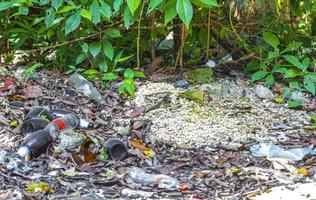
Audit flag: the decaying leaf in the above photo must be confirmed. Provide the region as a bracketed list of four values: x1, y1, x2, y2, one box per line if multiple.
[25, 182, 54, 193]
[62, 167, 78, 177]
[131, 139, 155, 158]
[179, 90, 204, 104]
[0, 77, 15, 94]
[126, 107, 145, 118]
[23, 85, 43, 98]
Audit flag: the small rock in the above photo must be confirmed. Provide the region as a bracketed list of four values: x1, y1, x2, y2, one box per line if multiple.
[254, 85, 274, 99]
[114, 125, 131, 135]
[173, 80, 190, 89]
[205, 60, 216, 68]
[290, 91, 310, 103]
[0, 150, 8, 164]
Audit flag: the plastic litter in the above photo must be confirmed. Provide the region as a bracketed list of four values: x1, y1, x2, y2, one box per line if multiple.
[21, 118, 49, 136]
[68, 73, 104, 104]
[128, 167, 180, 189]
[250, 143, 316, 161]
[17, 114, 79, 160]
[104, 138, 128, 160]
[121, 188, 154, 198]
[205, 60, 216, 68]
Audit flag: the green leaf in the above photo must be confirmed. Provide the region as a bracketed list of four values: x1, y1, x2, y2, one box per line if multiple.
[287, 101, 303, 109]
[102, 150, 110, 160]
[100, 1, 112, 19]
[268, 51, 279, 59]
[191, 0, 218, 7]
[81, 43, 89, 53]
[283, 55, 305, 70]
[179, 90, 205, 104]
[123, 5, 138, 27]
[176, 0, 193, 29]
[98, 58, 108, 72]
[103, 40, 114, 60]
[251, 70, 269, 81]
[282, 41, 302, 54]
[80, 9, 92, 20]
[165, 0, 177, 25]
[127, 0, 141, 15]
[75, 53, 86, 65]
[123, 79, 136, 95]
[147, 0, 163, 14]
[103, 72, 119, 81]
[52, 0, 63, 10]
[40, 0, 50, 5]
[113, 0, 123, 12]
[304, 75, 316, 95]
[106, 29, 121, 38]
[244, 60, 260, 73]
[83, 69, 99, 75]
[62, 168, 77, 177]
[65, 11, 81, 35]
[45, 8, 55, 28]
[289, 81, 300, 89]
[18, 6, 29, 15]
[265, 74, 275, 86]
[124, 68, 134, 79]
[263, 32, 280, 49]
[0, 1, 16, 11]
[134, 71, 146, 78]
[90, 0, 101, 24]
[89, 42, 101, 58]
[58, 5, 76, 13]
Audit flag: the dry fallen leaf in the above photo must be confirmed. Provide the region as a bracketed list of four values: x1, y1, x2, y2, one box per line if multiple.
[131, 139, 155, 158]
[23, 85, 43, 98]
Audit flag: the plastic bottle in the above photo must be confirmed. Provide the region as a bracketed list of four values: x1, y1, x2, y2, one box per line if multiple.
[68, 73, 105, 104]
[128, 167, 180, 189]
[104, 138, 128, 160]
[17, 114, 79, 160]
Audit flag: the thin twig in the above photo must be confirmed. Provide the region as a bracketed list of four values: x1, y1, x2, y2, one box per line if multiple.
[207, 8, 211, 59]
[136, 1, 146, 70]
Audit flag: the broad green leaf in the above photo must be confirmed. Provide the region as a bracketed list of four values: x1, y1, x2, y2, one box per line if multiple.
[113, 0, 123, 12]
[127, 0, 141, 15]
[301, 57, 310, 71]
[52, 0, 63, 10]
[176, 0, 193, 29]
[98, 58, 108, 72]
[282, 41, 302, 54]
[103, 40, 114, 60]
[51, 17, 64, 26]
[45, 8, 55, 28]
[90, 0, 101, 24]
[106, 29, 121, 38]
[58, 5, 76, 13]
[287, 101, 303, 109]
[307, 74, 316, 82]
[283, 68, 300, 78]
[165, 0, 177, 25]
[75, 53, 86, 65]
[100, 1, 112, 19]
[89, 42, 101, 58]
[103, 72, 119, 80]
[289, 81, 300, 89]
[265, 74, 275, 86]
[124, 68, 134, 79]
[304, 75, 316, 95]
[81, 43, 89, 53]
[117, 54, 134, 62]
[18, 6, 28, 15]
[83, 69, 99, 75]
[263, 32, 279, 49]
[123, 5, 138, 27]
[134, 71, 146, 78]
[0, 1, 16, 11]
[65, 11, 81, 35]
[268, 51, 279, 59]
[251, 70, 269, 81]
[191, 0, 218, 7]
[123, 79, 136, 95]
[244, 60, 260, 73]
[33, 17, 45, 25]
[40, 0, 50, 5]
[80, 9, 92, 20]
[147, 0, 163, 14]
[283, 55, 304, 70]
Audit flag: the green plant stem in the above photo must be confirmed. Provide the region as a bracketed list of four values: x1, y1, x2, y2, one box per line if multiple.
[136, 0, 146, 70]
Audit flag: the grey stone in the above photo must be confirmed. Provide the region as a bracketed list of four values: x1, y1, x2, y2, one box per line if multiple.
[290, 91, 310, 103]
[173, 80, 190, 89]
[58, 130, 84, 151]
[254, 85, 274, 99]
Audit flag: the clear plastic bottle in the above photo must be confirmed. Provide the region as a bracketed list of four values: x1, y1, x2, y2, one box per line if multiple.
[68, 73, 105, 104]
[17, 114, 79, 160]
[128, 167, 180, 189]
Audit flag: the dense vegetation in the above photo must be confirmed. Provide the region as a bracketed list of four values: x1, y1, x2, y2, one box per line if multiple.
[0, 0, 316, 97]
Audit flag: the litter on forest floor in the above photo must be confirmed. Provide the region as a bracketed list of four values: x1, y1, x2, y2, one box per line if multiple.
[251, 143, 316, 161]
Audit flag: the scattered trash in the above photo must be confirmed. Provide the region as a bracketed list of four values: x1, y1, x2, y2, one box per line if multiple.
[24, 107, 52, 121]
[173, 80, 190, 89]
[17, 114, 79, 160]
[68, 73, 105, 104]
[104, 138, 128, 160]
[21, 118, 49, 136]
[205, 60, 216, 68]
[250, 143, 316, 161]
[121, 188, 154, 198]
[128, 167, 180, 189]
[220, 54, 233, 62]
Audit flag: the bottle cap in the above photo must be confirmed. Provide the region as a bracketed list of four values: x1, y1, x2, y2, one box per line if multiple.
[17, 146, 32, 161]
